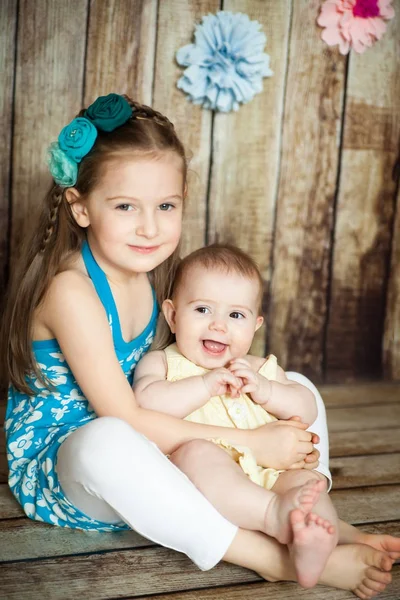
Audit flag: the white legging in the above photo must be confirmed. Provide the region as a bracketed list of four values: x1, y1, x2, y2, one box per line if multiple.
[56, 373, 331, 571]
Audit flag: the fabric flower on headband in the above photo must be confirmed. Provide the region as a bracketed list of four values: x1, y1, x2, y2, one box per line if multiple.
[47, 143, 78, 187]
[317, 0, 395, 54]
[176, 11, 273, 112]
[85, 94, 133, 132]
[59, 118, 97, 163]
[47, 94, 133, 187]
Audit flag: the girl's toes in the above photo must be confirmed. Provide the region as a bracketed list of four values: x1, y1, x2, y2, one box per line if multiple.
[366, 569, 392, 584]
[358, 583, 379, 597]
[354, 590, 369, 600]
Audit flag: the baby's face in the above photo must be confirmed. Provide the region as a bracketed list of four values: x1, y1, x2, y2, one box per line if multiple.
[165, 265, 263, 369]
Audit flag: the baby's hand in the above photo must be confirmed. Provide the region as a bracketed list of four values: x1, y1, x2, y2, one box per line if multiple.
[202, 368, 242, 398]
[229, 358, 271, 405]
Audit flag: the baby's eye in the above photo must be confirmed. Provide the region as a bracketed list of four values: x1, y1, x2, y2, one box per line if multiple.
[230, 312, 245, 319]
[116, 204, 133, 211]
[195, 307, 210, 314]
[159, 203, 174, 211]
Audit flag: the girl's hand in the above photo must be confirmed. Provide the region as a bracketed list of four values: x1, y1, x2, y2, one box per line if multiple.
[202, 368, 242, 398]
[245, 419, 320, 470]
[229, 358, 271, 404]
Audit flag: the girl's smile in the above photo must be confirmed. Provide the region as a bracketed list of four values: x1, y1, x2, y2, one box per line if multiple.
[128, 244, 161, 254]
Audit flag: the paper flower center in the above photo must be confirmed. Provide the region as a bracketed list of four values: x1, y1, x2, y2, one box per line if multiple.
[353, 0, 380, 18]
[210, 43, 236, 74]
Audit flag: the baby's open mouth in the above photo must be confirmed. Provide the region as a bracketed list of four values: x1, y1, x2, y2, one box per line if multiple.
[202, 340, 227, 354]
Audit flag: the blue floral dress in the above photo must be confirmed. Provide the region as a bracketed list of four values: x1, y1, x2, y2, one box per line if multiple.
[5, 240, 158, 531]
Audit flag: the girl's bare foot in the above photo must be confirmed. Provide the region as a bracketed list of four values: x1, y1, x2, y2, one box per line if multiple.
[320, 543, 394, 598]
[359, 532, 400, 560]
[264, 479, 326, 543]
[289, 509, 336, 588]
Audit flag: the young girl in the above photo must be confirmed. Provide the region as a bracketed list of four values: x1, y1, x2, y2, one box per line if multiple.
[1, 93, 398, 598]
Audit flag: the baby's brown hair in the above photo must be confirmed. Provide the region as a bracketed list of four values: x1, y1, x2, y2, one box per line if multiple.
[172, 243, 263, 312]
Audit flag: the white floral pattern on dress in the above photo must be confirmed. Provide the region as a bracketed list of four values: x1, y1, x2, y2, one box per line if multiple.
[227, 401, 249, 424]
[5, 281, 157, 532]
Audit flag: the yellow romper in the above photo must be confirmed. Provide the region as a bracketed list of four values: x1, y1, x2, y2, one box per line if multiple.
[164, 343, 282, 490]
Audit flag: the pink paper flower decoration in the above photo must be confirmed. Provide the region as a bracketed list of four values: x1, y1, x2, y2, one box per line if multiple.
[317, 0, 395, 54]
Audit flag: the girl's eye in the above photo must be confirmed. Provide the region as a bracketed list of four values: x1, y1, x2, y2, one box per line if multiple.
[116, 204, 133, 211]
[195, 307, 210, 314]
[159, 203, 174, 211]
[230, 312, 245, 319]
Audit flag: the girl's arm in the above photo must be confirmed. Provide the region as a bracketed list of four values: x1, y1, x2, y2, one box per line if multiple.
[44, 272, 319, 469]
[230, 357, 318, 425]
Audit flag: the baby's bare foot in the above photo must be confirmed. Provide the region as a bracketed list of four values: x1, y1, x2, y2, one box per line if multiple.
[290, 509, 336, 588]
[264, 479, 326, 543]
[320, 543, 394, 598]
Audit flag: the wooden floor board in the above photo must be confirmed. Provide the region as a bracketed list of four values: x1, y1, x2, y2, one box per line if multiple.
[326, 404, 400, 432]
[329, 428, 400, 457]
[1, 490, 399, 562]
[0, 546, 260, 600]
[138, 566, 400, 600]
[320, 383, 400, 408]
[0, 383, 400, 600]
[330, 453, 400, 488]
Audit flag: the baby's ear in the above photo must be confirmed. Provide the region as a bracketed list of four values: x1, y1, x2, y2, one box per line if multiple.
[162, 299, 177, 333]
[255, 315, 264, 331]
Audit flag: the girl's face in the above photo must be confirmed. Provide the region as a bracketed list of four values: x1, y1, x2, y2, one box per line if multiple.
[71, 152, 184, 279]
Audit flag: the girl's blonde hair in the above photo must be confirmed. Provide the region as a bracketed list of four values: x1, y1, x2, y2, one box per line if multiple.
[1, 97, 187, 394]
[152, 243, 264, 351]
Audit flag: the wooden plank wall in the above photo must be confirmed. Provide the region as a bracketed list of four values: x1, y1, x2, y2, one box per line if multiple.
[1, 0, 400, 385]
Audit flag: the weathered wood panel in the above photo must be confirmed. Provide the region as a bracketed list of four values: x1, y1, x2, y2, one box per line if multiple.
[268, 0, 345, 381]
[326, 13, 400, 382]
[0, 485, 23, 519]
[0, 510, 398, 599]
[329, 427, 400, 457]
[2, 516, 399, 564]
[330, 453, 400, 489]
[207, 0, 291, 356]
[10, 0, 88, 268]
[84, 0, 157, 106]
[139, 568, 400, 600]
[332, 484, 400, 524]
[384, 184, 400, 379]
[326, 404, 400, 432]
[0, 518, 152, 562]
[0, 0, 17, 294]
[320, 382, 400, 407]
[0, 545, 259, 600]
[153, 0, 219, 256]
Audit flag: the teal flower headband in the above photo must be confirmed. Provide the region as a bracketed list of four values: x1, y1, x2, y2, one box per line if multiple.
[47, 93, 133, 187]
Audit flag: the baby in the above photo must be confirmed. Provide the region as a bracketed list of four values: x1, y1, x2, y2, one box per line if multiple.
[134, 244, 338, 588]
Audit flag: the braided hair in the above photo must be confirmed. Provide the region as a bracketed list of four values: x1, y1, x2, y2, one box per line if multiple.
[2, 95, 187, 394]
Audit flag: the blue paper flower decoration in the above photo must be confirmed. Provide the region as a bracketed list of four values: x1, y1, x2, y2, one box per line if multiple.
[176, 11, 273, 112]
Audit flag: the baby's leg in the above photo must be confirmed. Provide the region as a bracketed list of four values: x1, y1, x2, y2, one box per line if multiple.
[272, 469, 338, 588]
[170, 439, 325, 544]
